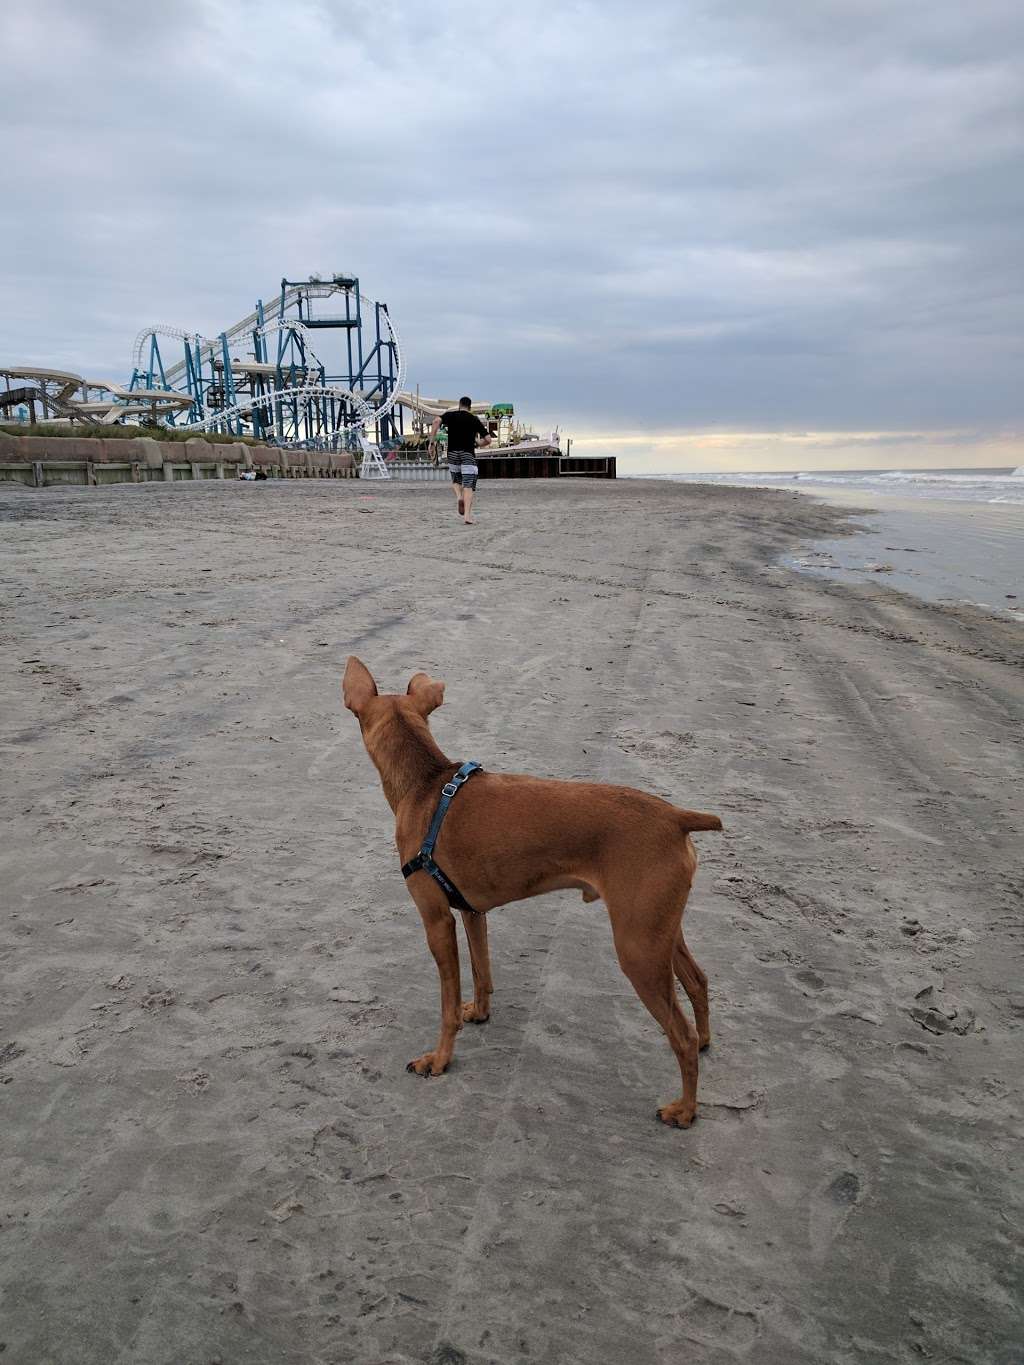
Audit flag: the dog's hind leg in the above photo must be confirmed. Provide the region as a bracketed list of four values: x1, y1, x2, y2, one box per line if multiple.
[460, 911, 492, 1023]
[611, 916, 700, 1128]
[406, 884, 463, 1077]
[672, 932, 711, 1050]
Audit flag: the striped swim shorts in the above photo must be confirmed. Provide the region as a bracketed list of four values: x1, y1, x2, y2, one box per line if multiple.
[448, 455, 479, 491]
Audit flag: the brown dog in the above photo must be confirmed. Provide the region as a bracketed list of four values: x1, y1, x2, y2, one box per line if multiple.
[342, 657, 722, 1127]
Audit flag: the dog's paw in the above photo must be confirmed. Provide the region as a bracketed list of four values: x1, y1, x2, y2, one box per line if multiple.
[461, 1001, 490, 1024]
[656, 1101, 697, 1129]
[406, 1052, 449, 1077]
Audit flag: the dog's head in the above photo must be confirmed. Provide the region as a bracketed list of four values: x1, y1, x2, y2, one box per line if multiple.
[342, 656, 445, 736]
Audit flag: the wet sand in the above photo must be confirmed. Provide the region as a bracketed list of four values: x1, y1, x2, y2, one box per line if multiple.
[783, 491, 1024, 623]
[1, 477, 1022, 1364]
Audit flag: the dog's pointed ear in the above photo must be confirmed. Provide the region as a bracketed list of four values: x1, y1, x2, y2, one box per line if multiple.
[406, 671, 445, 716]
[343, 656, 378, 715]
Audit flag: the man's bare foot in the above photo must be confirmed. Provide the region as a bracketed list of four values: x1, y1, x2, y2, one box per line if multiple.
[463, 517, 475, 525]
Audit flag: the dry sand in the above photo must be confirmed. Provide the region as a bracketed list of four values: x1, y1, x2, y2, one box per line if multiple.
[1, 477, 1022, 1365]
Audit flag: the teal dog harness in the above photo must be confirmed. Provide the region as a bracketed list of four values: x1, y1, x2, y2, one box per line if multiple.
[401, 761, 483, 913]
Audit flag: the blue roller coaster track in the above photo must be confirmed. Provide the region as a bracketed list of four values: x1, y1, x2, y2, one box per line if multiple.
[129, 273, 405, 449]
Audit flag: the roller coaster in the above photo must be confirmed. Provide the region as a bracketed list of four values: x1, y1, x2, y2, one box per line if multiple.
[1, 273, 514, 450]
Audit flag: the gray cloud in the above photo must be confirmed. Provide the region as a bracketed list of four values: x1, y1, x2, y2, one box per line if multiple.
[2, 0, 1022, 454]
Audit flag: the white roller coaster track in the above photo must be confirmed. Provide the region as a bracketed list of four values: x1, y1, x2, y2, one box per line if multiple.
[255, 317, 324, 373]
[178, 384, 375, 436]
[177, 316, 376, 435]
[132, 280, 334, 377]
[132, 279, 405, 434]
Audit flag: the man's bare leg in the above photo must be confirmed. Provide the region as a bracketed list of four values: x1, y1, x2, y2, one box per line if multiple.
[463, 486, 475, 524]
[452, 479, 464, 516]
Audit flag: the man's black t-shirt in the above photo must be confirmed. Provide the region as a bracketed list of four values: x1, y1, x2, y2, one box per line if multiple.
[441, 409, 488, 454]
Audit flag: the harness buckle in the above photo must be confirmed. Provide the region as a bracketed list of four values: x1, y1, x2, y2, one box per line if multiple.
[441, 781, 459, 798]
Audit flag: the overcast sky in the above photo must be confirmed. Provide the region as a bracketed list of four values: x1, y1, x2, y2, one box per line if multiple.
[2, 0, 1022, 470]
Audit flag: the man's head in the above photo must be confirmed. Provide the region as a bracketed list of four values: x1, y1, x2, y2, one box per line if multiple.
[458, 396, 472, 409]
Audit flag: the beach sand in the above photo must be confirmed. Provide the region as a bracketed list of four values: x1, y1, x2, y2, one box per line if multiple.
[1, 477, 1022, 1364]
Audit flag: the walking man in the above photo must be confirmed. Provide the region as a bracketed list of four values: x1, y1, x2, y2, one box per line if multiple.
[430, 397, 491, 524]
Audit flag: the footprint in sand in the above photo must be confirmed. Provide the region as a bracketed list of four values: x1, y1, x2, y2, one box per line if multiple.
[794, 969, 826, 993]
[677, 1292, 760, 1349]
[616, 727, 697, 761]
[809, 1169, 864, 1261]
[175, 1070, 210, 1094]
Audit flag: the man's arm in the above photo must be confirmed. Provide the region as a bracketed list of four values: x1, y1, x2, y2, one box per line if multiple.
[429, 417, 441, 439]
[477, 417, 492, 448]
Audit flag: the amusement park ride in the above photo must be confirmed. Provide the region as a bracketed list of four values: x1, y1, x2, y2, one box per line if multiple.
[127, 273, 404, 446]
[0, 273, 540, 455]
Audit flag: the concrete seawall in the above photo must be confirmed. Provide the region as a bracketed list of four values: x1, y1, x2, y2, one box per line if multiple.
[0, 433, 356, 487]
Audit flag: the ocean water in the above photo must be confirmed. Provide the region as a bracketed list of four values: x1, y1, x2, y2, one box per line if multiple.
[638, 466, 1024, 505]
[630, 466, 1024, 620]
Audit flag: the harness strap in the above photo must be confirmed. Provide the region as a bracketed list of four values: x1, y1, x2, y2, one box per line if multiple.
[401, 761, 482, 913]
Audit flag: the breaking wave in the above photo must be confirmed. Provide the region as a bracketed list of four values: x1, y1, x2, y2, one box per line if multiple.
[637, 466, 1024, 505]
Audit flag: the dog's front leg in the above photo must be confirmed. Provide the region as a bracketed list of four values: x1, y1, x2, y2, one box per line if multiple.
[460, 910, 492, 1023]
[406, 895, 463, 1077]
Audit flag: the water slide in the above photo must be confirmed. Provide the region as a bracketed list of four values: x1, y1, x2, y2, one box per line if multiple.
[0, 366, 92, 422]
[0, 362, 493, 436]
[394, 392, 495, 419]
[0, 364, 191, 424]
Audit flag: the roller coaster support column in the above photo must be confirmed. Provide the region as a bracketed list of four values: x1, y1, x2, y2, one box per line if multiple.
[251, 300, 269, 442]
[219, 333, 239, 435]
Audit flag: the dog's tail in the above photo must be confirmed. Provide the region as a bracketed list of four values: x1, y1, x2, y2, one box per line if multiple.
[676, 808, 724, 833]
